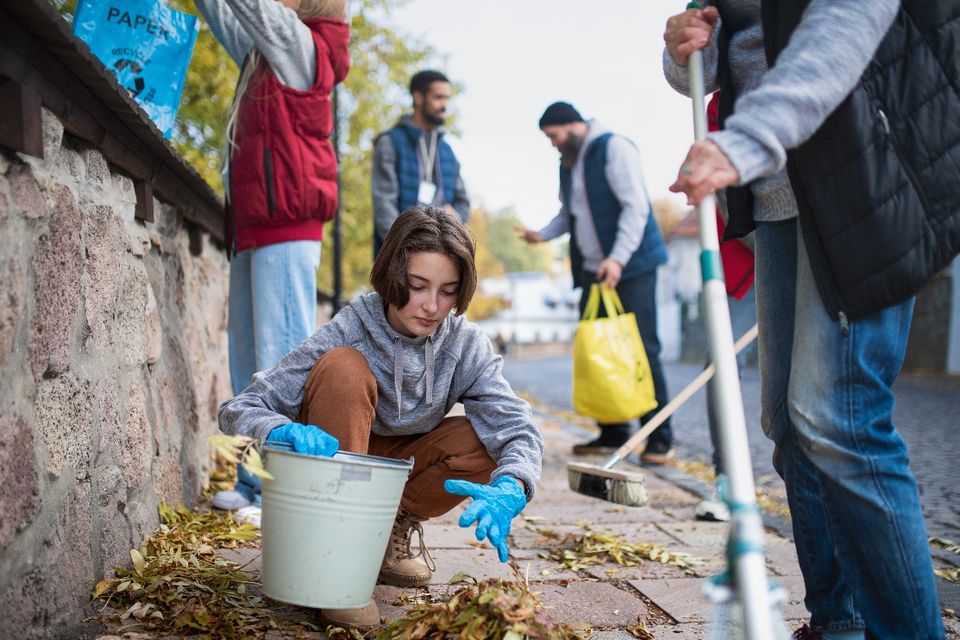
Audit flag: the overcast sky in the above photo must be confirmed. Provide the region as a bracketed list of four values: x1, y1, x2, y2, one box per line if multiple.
[387, 0, 695, 231]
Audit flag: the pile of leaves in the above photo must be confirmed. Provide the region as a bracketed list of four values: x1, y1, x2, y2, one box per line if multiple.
[378, 568, 587, 640]
[90, 503, 314, 639]
[931, 536, 960, 584]
[208, 433, 273, 481]
[528, 523, 702, 575]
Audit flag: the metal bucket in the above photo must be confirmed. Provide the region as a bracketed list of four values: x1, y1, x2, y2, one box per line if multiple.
[261, 443, 413, 609]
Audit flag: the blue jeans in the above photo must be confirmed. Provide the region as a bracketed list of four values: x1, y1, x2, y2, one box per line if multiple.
[228, 240, 321, 395]
[755, 220, 943, 638]
[705, 288, 756, 474]
[227, 240, 321, 501]
[579, 270, 671, 447]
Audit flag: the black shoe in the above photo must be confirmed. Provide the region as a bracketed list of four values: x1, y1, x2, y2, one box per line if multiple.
[571, 431, 632, 455]
[640, 440, 675, 465]
[791, 624, 823, 640]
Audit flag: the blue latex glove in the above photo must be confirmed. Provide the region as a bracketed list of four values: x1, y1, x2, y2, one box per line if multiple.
[444, 476, 527, 562]
[266, 422, 339, 457]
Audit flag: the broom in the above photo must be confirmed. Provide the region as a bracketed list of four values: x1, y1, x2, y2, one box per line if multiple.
[567, 323, 758, 506]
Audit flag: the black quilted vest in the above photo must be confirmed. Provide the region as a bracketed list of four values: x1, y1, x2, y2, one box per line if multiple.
[720, 1, 960, 320]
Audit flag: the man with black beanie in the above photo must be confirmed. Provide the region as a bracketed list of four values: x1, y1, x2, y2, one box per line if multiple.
[518, 101, 673, 462]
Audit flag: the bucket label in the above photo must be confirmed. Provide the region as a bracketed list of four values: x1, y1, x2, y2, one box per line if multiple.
[339, 465, 372, 483]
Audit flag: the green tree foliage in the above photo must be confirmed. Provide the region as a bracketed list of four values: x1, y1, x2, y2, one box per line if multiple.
[318, 2, 435, 300]
[483, 206, 552, 274]
[465, 207, 508, 322]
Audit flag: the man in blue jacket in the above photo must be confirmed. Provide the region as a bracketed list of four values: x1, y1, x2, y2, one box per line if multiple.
[518, 102, 672, 462]
[372, 70, 470, 256]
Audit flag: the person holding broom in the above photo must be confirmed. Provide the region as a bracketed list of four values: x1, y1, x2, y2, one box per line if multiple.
[219, 206, 543, 628]
[516, 102, 672, 463]
[664, 1, 956, 638]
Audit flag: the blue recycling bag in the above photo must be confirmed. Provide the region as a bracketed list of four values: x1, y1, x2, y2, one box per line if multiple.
[72, 0, 198, 138]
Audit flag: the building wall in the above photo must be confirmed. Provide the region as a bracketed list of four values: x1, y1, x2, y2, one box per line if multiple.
[0, 109, 231, 638]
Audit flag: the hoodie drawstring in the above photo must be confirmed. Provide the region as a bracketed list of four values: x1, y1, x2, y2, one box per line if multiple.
[393, 336, 436, 421]
[425, 337, 434, 407]
[394, 338, 404, 421]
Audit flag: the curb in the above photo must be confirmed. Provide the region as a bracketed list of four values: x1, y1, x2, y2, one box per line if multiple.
[534, 407, 795, 541]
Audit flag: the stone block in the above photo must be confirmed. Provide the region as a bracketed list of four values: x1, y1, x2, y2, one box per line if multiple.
[122, 384, 153, 489]
[0, 182, 10, 221]
[82, 205, 127, 349]
[95, 464, 133, 575]
[2, 481, 99, 638]
[127, 221, 151, 257]
[40, 107, 64, 161]
[0, 567, 49, 640]
[41, 479, 96, 631]
[29, 183, 82, 380]
[125, 492, 159, 548]
[145, 283, 161, 365]
[110, 261, 149, 368]
[55, 145, 85, 189]
[79, 147, 111, 203]
[96, 377, 122, 461]
[0, 414, 40, 548]
[9, 163, 46, 219]
[0, 257, 25, 371]
[35, 374, 93, 476]
[152, 450, 184, 506]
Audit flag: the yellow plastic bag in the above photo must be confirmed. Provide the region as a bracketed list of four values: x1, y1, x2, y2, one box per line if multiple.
[573, 284, 657, 423]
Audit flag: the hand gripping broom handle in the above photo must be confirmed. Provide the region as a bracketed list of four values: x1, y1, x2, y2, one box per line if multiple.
[600, 323, 758, 471]
[685, 5, 776, 637]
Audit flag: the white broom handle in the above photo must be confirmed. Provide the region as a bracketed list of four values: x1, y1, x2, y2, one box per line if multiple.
[603, 323, 758, 468]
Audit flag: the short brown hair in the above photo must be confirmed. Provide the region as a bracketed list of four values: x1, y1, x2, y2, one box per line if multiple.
[371, 206, 477, 315]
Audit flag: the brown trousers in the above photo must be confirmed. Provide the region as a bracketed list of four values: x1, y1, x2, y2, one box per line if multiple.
[297, 347, 496, 519]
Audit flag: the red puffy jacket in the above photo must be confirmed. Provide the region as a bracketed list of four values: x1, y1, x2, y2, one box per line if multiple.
[227, 18, 350, 253]
[708, 92, 755, 300]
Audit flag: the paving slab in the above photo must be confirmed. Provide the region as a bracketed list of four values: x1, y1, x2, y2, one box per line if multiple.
[629, 577, 712, 623]
[532, 580, 647, 628]
[655, 520, 731, 548]
[426, 547, 515, 584]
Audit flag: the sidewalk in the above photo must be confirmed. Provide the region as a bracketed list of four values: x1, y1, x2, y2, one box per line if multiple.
[92, 404, 959, 639]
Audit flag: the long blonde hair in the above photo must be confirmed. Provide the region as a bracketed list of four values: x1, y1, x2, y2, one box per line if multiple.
[225, 0, 347, 151]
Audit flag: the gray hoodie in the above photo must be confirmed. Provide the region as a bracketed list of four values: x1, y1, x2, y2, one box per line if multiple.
[218, 292, 543, 498]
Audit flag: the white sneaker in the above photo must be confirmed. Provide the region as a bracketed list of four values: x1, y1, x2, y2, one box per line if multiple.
[695, 486, 730, 522]
[233, 505, 261, 528]
[212, 489, 253, 511]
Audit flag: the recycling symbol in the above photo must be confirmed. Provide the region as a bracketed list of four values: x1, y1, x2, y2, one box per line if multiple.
[113, 58, 146, 97]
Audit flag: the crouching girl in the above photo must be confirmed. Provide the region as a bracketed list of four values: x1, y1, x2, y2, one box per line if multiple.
[217, 206, 544, 628]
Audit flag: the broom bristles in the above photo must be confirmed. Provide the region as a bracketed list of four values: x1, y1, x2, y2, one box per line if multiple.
[567, 462, 647, 507]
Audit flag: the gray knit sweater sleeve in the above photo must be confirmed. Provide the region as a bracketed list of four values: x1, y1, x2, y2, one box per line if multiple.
[372, 133, 400, 239]
[662, 17, 721, 98]
[196, 0, 317, 91]
[455, 325, 544, 500]
[217, 312, 355, 442]
[708, 0, 899, 184]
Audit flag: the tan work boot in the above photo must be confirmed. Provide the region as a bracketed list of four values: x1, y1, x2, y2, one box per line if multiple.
[318, 598, 380, 629]
[378, 508, 435, 587]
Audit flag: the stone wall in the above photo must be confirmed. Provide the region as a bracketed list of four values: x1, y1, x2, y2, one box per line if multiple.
[904, 269, 953, 372]
[0, 109, 232, 639]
